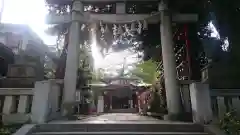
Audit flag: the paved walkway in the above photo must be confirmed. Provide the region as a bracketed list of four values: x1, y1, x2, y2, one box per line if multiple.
[82, 113, 158, 122]
[50, 113, 191, 124]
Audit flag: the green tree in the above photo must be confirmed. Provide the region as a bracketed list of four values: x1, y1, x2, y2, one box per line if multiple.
[130, 59, 160, 84]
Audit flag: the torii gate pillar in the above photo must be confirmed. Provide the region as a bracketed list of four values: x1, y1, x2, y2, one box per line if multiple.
[63, 0, 83, 115]
[159, 1, 182, 120]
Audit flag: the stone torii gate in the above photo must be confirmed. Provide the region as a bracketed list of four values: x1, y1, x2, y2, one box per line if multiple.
[46, 0, 198, 117]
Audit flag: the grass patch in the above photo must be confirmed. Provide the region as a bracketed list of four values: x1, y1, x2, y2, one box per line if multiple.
[0, 124, 23, 135]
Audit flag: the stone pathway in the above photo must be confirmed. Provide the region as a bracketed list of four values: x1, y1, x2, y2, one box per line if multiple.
[50, 113, 191, 124]
[83, 113, 159, 122]
[36, 114, 207, 135]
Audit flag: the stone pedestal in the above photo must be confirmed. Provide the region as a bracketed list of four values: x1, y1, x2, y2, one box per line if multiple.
[231, 97, 240, 117]
[17, 95, 29, 113]
[97, 95, 104, 113]
[3, 96, 16, 114]
[180, 83, 192, 113]
[189, 82, 213, 124]
[159, 2, 182, 118]
[217, 97, 226, 118]
[110, 95, 112, 109]
[31, 81, 51, 123]
[31, 80, 61, 123]
[129, 99, 133, 108]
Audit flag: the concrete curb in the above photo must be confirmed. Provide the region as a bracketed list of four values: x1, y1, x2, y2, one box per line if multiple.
[13, 124, 36, 135]
[204, 125, 227, 135]
[76, 113, 104, 120]
[146, 112, 163, 116]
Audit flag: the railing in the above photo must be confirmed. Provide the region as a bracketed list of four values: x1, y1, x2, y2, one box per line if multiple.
[0, 88, 33, 124]
[179, 81, 240, 123]
[2, 79, 238, 124]
[0, 79, 63, 124]
[210, 89, 240, 119]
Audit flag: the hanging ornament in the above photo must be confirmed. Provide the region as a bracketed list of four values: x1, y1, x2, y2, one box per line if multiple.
[100, 21, 103, 27]
[100, 25, 105, 34]
[125, 24, 131, 36]
[131, 22, 136, 31]
[137, 21, 142, 34]
[104, 24, 113, 44]
[114, 35, 118, 40]
[124, 24, 129, 32]
[81, 24, 86, 31]
[143, 20, 148, 30]
[91, 23, 98, 32]
[105, 24, 110, 33]
[117, 25, 124, 35]
[113, 24, 117, 36]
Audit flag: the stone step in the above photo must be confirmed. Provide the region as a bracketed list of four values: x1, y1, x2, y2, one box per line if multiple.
[32, 131, 210, 135]
[31, 123, 204, 133]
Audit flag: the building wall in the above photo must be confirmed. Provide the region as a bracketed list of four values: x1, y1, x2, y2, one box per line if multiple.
[0, 23, 56, 59]
[0, 23, 56, 71]
[0, 43, 14, 76]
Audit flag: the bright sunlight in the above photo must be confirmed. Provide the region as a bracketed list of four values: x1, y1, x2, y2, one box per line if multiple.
[1, 0, 57, 45]
[0, 0, 141, 73]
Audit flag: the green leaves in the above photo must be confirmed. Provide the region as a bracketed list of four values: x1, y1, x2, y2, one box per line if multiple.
[0, 124, 23, 135]
[220, 110, 240, 135]
[130, 59, 160, 84]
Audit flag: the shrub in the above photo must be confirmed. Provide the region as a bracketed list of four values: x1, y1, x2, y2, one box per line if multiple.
[220, 110, 240, 135]
[147, 92, 167, 114]
[0, 124, 22, 135]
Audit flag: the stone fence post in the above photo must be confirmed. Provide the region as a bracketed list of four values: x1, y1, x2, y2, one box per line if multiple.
[97, 95, 104, 113]
[31, 80, 62, 123]
[189, 82, 213, 124]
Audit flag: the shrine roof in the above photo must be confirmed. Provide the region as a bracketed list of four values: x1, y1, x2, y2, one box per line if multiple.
[104, 84, 133, 89]
[103, 76, 139, 81]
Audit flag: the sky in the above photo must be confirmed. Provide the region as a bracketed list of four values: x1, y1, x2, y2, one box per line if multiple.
[1, 0, 57, 45]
